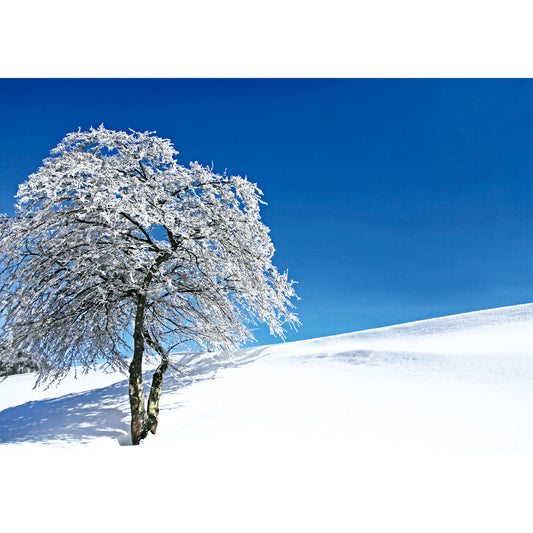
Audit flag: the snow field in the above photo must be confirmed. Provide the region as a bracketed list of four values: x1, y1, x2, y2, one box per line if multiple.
[2, 303, 533, 531]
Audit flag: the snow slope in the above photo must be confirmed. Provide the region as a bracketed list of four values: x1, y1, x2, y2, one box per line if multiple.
[2, 303, 533, 532]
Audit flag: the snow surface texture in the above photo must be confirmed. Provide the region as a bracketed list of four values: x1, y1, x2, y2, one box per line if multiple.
[2, 303, 533, 532]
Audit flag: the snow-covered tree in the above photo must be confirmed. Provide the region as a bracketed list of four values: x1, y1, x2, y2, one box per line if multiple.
[0, 345, 40, 377]
[0, 126, 298, 444]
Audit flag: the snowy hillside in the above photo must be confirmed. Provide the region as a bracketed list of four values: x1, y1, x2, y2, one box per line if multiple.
[2, 303, 533, 532]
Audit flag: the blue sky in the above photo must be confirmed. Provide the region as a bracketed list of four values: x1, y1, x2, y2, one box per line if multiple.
[0, 79, 532, 344]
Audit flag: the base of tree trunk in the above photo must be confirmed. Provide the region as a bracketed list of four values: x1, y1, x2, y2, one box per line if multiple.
[129, 358, 169, 445]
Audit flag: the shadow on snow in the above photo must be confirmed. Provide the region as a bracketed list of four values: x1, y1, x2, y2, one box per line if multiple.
[0, 347, 269, 447]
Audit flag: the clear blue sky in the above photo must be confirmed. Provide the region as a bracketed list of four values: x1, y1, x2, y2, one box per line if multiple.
[0, 79, 532, 344]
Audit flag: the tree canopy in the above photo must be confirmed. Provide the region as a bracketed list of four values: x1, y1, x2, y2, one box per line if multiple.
[0, 126, 298, 443]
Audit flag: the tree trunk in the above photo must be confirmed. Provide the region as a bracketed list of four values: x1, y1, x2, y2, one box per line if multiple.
[146, 358, 169, 435]
[129, 294, 148, 445]
[129, 355, 146, 446]
[128, 252, 173, 445]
